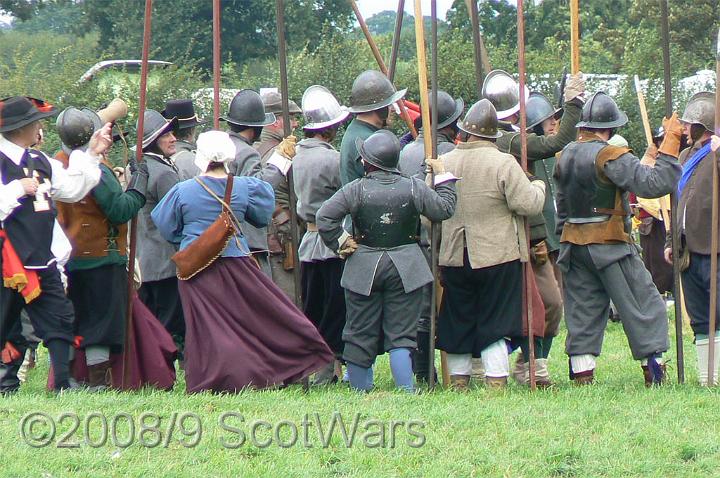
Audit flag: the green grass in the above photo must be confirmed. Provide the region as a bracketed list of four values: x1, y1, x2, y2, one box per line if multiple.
[1, 318, 718, 478]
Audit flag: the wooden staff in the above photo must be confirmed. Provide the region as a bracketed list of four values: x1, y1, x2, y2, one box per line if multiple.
[349, 0, 417, 138]
[517, 0, 536, 390]
[707, 28, 720, 386]
[569, 0, 580, 74]
[275, 0, 303, 311]
[387, 0, 405, 83]
[123, 0, 153, 389]
[212, 0, 221, 128]
[660, 0, 684, 383]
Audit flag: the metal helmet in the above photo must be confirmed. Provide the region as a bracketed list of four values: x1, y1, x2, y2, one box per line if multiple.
[301, 85, 350, 130]
[261, 91, 302, 115]
[56, 107, 96, 151]
[222, 89, 275, 127]
[355, 129, 401, 173]
[457, 99, 501, 139]
[138, 109, 178, 150]
[576, 92, 628, 129]
[481, 69, 528, 120]
[348, 70, 407, 114]
[432, 90, 465, 129]
[680, 91, 715, 133]
[526, 92, 562, 131]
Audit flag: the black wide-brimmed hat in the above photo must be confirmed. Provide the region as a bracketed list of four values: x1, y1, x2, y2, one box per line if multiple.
[0, 96, 57, 133]
[162, 99, 206, 130]
[355, 129, 401, 173]
[138, 109, 179, 151]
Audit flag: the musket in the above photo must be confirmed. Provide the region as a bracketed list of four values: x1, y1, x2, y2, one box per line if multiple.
[707, 28, 720, 386]
[123, 0, 153, 389]
[517, 0, 536, 390]
[387, 0, 405, 83]
[660, 0, 684, 383]
[569, 0, 580, 74]
[349, 0, 418, 138]
[275, 0, 304, 313]
[212, 0, 221, 128]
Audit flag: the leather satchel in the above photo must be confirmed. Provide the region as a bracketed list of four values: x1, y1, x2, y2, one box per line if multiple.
[172, 174, 238, 280]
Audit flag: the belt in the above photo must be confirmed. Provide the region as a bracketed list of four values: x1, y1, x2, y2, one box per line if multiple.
[306, 222, 318, 232]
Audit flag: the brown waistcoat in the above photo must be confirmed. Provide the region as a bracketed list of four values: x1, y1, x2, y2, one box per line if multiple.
[54, 152, 128, 259]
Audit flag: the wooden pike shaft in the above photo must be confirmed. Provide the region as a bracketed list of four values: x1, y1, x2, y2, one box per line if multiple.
[707, 28, 720, 386]
[123, 0, 153, 389]
[517, 0, 536, 390]
[212, 0, 221, 129]
[275, 0, 304, 312]
[387, 0, 405, 83]
[660, 0, 684, 383]
[350, 0, 418, 138]
[465, 0, 484, 93]
[570, 0, 580, 74]
[634, 75, 654, 147]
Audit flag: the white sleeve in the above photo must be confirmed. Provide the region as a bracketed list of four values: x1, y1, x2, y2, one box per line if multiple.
[49, 150, 102, 203]
[0, 180, 25, 221]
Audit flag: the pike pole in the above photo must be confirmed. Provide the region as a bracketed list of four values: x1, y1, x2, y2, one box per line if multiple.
[349, 0, 418, 138]
[569, 0, 580, 74]
[517, 0, 536, 390]
[212, 0, 221, 128]
[123, 0, 153, 389]
[412, 0, 444, 388]
[387, 0, 405, 83]
[274, 0, 303, 311]
[707, 29, 720, 386]
[465, 0, 484, 93]
[660, 0, 684, 383]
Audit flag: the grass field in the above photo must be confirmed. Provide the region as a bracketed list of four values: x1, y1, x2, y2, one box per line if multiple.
[1, 318, 718, 478]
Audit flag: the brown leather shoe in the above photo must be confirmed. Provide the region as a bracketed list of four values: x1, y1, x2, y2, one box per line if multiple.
[573, 370, 594, 385]
[87, 361, 112, 390]
[642, 362, 667, 387]
[485, 376, 508, 389]
[449, 374, 470, 392]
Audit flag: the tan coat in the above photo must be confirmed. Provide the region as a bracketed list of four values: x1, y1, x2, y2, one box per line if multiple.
[439, 140, 545, 269]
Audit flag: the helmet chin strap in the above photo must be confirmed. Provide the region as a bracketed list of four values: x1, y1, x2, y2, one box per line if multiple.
[690, 124, 707, 144]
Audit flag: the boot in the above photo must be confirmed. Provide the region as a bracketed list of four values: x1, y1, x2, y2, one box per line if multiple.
[449, 374, 470, 392]
[572, 369, 594, 386]
[534, 358, 553, 388]
[413, 331, 437, 383]
[485, 376, 507, 389]
[312, 360, 338, 385]
[512, 354, 529, 385]
[87, 361, 112, 391]
[471, 357, 485, 381]
[641, 357, 666, 388]
[0, 355, 25, 395]
[696, 337, 720, 386]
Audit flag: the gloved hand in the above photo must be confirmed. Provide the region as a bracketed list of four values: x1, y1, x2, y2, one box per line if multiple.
[338, 236, 358, 259]
[564, 72, 586, 103]
[711, 135, 720, 152]
[425, 158, 446, 175]
[277, 135, 297, 159]
[658, 113, 683, 157]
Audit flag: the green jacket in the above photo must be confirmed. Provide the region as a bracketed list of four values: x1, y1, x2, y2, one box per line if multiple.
[495, 98, 582, 250]
[339, 118, 379, 185]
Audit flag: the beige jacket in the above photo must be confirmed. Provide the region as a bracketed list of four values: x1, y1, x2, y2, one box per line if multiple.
[439, 140, 545, 268]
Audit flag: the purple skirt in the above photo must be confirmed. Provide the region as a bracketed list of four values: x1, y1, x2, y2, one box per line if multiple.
[48, 294, 177, 390]
[179, 256, 333, 393]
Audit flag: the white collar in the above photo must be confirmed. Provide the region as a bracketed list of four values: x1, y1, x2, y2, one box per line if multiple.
[0, 134, 28, 165]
